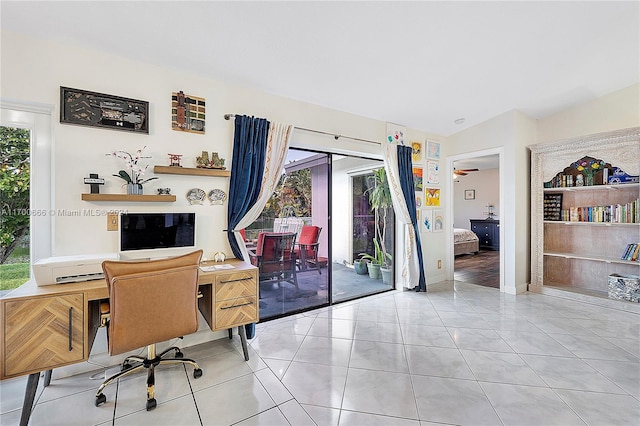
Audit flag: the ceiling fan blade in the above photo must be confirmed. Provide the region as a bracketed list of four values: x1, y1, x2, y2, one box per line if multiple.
[458, 168, 479, 172]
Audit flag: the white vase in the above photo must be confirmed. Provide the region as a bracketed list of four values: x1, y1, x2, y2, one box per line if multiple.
[126, 183, 143, 195]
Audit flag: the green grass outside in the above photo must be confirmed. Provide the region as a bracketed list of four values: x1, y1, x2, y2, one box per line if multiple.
[0, 246, 31, 291]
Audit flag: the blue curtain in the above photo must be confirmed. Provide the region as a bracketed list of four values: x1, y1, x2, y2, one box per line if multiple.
[397, 145, 427, 291]
[227, 115, 270, 260]
[226, 115, 269, 339]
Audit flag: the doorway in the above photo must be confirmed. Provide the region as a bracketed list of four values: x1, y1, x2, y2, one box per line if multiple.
[451, 153, 501, 289]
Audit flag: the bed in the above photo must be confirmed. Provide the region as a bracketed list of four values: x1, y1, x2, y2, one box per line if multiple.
[454, 228, 479, 256]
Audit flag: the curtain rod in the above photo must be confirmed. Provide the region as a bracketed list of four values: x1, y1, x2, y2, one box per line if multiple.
[224, 113, 381, 145]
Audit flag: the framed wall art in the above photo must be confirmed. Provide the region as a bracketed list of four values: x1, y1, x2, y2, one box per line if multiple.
[425, 187, 441, 207]
[426, 161, 439, 184]
[413, 167, 423, 191]
[426, 140, 440, 160]
[464, 189, 476, 200]
[60, 87, 149, 133]
[411, 141, 423, 162]
[433, 210, 444, 232]
[172, 90, 205, 134]
[386, 122, 405, 145]
[422, 209, 433, 233]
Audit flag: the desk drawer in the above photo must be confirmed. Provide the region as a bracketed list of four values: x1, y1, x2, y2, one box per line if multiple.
[215, 272, 256, 301]
[215, 296, 257, 329]
[3, 293, 85, 378]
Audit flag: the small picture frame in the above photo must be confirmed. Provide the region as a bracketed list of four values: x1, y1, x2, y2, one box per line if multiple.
[422, 209, 433, 233]
[464, 189, 475, 200]
[411, 141, 423, 162]
[426, 140, 440, 160]
[413, 167, 423, 192]
[426, 161, 439, 184]
[433, 210, 444, 232]
[60, 87, 149, 133]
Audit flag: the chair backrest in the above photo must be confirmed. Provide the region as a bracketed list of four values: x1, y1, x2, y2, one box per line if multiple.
[298, 225, 321, 245]
[101, 250, 203, 356]
[256, 232, 296, 262]
[273, 217, 304, 241]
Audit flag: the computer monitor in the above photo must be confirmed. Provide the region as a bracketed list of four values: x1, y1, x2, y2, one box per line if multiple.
[119, 212, 196, 259]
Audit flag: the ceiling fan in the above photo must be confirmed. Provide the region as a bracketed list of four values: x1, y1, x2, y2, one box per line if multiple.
[453, 168, 479, 176]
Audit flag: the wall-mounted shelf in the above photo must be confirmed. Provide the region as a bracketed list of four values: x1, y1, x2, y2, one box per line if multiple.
[153, 165, 231, 177]
[81, 194, 176, 202]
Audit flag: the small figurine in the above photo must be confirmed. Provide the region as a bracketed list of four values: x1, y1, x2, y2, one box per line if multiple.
[211, 152, 226, 169]
[575, 174, 584, 187]
[168, 153, 183, 167]
[196, 151, 210, 168]
[157, 188, 172, 195]
[196, 151, 226, 169]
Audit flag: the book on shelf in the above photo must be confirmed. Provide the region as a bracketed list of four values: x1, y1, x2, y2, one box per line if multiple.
[559, 199, 639, 223]
[620, 243, 640, 261]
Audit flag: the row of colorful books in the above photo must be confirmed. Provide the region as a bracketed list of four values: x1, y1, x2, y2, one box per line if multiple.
[558, 199, 639, 223]
[621, 243, 640, 261]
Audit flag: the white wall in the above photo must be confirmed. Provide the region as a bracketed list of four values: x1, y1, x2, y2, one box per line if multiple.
[537, 83, 640, 142]
[1, 30, 446, 270]
[447, 110, 535, 294]
[453, 168, 499, 229]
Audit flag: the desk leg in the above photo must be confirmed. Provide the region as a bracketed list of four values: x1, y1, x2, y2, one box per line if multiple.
[238, 325, 249, 361]
[20, 372, 40, 426]
[43, 369, 52, 387]
[228, 328, 233, 340]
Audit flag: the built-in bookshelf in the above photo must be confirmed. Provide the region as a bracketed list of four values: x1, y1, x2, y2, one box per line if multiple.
[530, 127, 640, 312]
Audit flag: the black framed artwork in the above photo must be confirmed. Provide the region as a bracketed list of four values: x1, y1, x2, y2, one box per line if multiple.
[60, 87, 149, 134]
[464, 189, 475, 200]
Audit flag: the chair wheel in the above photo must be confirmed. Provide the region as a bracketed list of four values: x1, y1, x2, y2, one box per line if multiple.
[121, 363, 132, 371]
[95, 393, 107, 406]
[175, 350, 183, 358]
[193, 368, 203, 379]
[146, 398, 157, 411]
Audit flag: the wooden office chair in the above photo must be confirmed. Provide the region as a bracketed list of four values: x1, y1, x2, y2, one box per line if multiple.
[95, 250, 203, 411]
[248, 232, 299, 293]
[294, 225, 322, 274]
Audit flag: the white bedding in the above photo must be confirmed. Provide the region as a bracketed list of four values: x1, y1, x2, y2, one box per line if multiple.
[454, 228, 478, 243]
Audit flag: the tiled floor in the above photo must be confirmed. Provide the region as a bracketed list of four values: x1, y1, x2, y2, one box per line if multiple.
[1, 281, 639, 425]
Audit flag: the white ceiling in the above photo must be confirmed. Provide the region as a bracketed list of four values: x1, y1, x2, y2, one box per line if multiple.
[1, 1, 638, 136]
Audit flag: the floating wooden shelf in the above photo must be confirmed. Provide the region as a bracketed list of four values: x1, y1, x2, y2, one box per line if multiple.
[154, 165, 231, 177]
[81, 194, 176, 202]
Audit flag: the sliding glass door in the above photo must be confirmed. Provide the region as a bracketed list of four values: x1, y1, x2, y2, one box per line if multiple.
[248, 149, 394, 321]
[331, 156, 395, 303]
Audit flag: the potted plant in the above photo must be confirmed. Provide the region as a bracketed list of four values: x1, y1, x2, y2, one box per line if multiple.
[106, 146, 158, 194]
[359, 238, 386, 279]
[353, 257, 369, 275]
[365, 167, 394, 279]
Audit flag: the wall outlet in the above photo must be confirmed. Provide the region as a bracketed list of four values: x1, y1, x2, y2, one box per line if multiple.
[107, 213, 118, 231]
[437, 259, 442, 269]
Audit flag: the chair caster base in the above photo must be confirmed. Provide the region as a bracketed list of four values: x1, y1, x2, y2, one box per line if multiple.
[95, 393, 107, 407]
[175, 351, 183, 358]
[194, 368, 203, 379]
[146, 398, 157, 411]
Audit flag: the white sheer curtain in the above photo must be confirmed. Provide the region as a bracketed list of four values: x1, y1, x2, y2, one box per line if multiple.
[383, 124, 422, 289]
[233, 122, 293, 260]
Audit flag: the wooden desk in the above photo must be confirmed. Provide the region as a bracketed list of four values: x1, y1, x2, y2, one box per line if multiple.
[1, 259, 258, 425]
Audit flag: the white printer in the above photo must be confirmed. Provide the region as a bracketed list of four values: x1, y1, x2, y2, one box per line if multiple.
[33, 253, 119, 286]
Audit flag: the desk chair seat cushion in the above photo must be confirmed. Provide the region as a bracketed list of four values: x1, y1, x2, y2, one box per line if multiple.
[102, 250, 202, 356]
